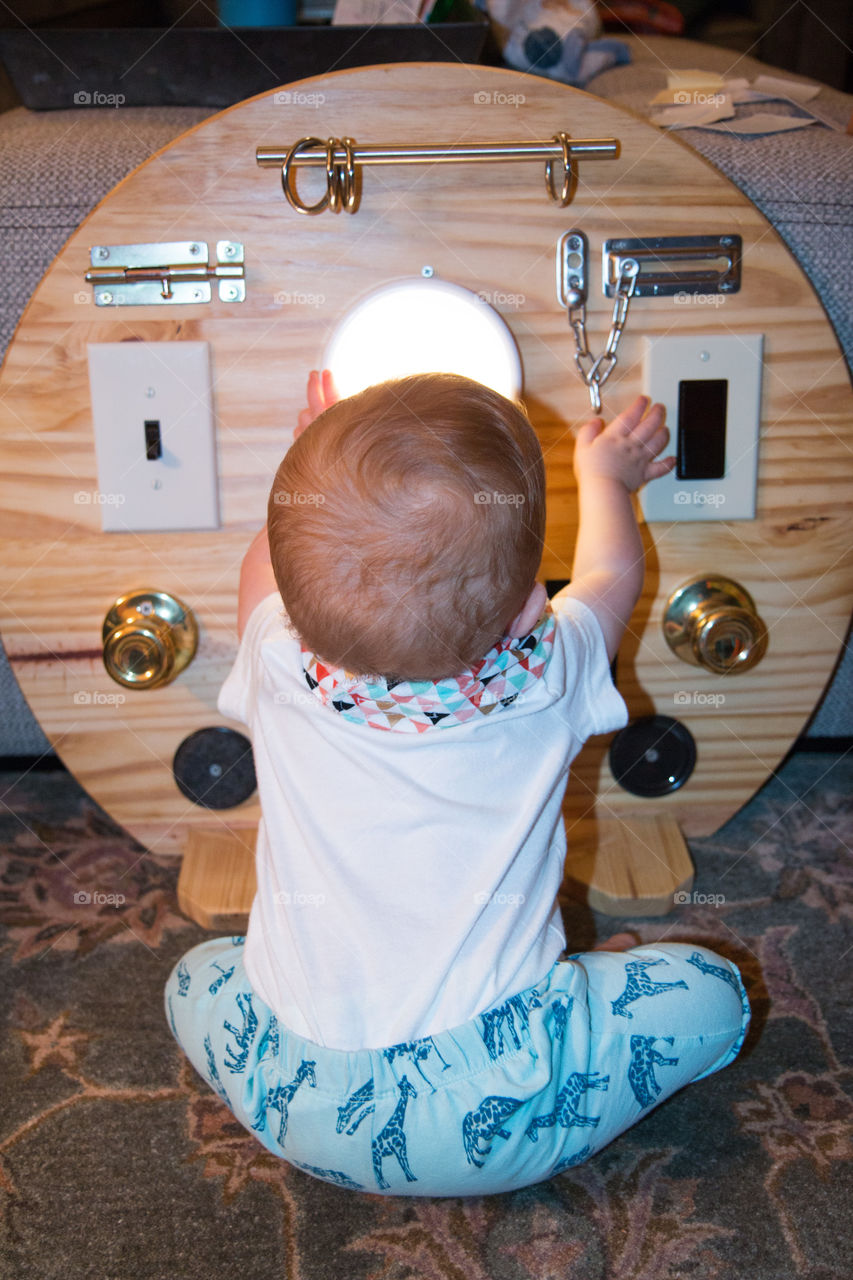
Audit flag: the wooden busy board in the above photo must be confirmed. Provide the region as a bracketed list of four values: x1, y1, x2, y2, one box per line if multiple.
[0, 63, 851, 866]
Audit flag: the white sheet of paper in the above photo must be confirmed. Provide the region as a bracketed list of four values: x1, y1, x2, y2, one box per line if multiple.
[666, 68, 725, 91]
[651, 97, 735, 128]
[723, 81, 767, 104]
[701, 112, 820, 135]
[753, 74, 821, 103]
[651, 82, 742, 106]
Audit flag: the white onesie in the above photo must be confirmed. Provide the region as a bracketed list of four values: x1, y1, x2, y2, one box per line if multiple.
[218, 592, 626, 1051]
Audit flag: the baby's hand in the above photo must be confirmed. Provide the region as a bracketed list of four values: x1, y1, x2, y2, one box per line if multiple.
[573, 395, 674, 492]
[295, 368, 339, 438]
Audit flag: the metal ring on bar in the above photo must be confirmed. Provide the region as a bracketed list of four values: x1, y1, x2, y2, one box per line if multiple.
[545, 132, 576, 207]
[323, 137, 359, 214]
[339, 136, 358, 212]
[325, 137, 342, 214]
[281, 136, 330, 215]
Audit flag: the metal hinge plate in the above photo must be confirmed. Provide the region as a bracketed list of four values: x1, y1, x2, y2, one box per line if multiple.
[86, 241, 245, 306]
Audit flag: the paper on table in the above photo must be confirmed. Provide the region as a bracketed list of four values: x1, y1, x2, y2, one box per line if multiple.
[650, 82, 743, 106]
[701, 112, 820, 135]
[650, 97, 735, 128]
[723, 81, 768, 104]
[666, 68, 726, 90]
[753, 74, 821, 103]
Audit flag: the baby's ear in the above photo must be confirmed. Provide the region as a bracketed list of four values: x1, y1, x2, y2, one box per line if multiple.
[507, 581, 548, 636]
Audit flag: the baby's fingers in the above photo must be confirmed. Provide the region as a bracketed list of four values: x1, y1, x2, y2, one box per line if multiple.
[320, 368, 340, 409]
[642, 421, 671, 459]
[630, 401, 666, 444]
[609, 394, 652, 435]
[644, 455, 676, 482]
[305, 369, 326, 419]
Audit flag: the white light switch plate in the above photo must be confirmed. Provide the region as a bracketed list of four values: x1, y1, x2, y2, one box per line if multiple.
[640, 332, 764, 522]
[87, 341, 219, 532]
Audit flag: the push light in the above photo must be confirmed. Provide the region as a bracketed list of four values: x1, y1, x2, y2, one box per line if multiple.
[323, 278, 522, 401]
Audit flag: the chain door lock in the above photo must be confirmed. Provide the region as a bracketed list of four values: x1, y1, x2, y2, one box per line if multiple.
[557, 229, 638, 413]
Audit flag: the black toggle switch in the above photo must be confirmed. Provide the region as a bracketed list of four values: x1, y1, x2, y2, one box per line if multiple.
[144, 418, 162, 461]
[676, 378, 727, 480]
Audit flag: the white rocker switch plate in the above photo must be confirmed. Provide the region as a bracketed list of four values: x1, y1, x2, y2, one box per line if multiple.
[87, 341, 219, 532]
[640, 333, 764, 523]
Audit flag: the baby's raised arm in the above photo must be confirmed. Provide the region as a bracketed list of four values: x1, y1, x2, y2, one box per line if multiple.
[237, 370, 340, 638]
[560, 396, 674, 661]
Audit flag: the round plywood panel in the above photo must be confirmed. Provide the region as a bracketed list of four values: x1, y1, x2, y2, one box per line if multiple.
[1, 63, 851, 857]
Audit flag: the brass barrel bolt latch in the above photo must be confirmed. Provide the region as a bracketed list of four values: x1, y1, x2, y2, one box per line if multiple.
[85, 241, 245, 306]
[663, 575, 768, 675]
[102, 589, 198, 690]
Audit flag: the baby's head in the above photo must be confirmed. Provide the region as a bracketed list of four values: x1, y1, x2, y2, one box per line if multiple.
[267, 373, 545, 681]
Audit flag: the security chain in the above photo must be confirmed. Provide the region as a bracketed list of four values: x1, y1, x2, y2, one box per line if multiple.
[567, 257, 639, 412]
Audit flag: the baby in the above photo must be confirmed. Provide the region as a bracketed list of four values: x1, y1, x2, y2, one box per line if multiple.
[166, 371, 749, 1197]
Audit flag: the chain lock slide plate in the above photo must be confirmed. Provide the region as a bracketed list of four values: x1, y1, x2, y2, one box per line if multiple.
[603, 235, 741, 298]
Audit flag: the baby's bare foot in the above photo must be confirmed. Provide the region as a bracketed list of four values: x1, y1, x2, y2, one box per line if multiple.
[592, 932, 638, 952]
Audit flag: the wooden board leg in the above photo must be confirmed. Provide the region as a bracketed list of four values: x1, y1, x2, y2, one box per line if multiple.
[562, 816, 695, 918]
[178, 827, 258, 931]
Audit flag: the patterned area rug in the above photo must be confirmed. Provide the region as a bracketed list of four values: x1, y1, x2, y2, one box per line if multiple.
[1, 750, 851, 1280]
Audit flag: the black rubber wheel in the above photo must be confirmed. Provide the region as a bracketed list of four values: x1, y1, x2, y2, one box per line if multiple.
[172, 726, 257, 809]
[608, 715, 697, 797]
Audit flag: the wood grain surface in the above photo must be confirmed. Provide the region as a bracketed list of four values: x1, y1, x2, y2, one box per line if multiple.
[1, 63, 851, 857]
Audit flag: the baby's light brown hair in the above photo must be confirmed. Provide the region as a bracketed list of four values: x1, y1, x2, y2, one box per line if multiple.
[267, 373, 545, 681]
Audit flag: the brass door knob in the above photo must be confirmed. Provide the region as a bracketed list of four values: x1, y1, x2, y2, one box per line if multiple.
[102, 589, 198, 689]
[663, 576, 767, 675]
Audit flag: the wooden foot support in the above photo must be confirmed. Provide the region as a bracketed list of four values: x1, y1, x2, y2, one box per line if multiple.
[562, 816, 695, 917]
[177, 828, 258, 931]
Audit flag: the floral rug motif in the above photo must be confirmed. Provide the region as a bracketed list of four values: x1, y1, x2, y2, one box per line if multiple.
[1, 752, 851, 1280]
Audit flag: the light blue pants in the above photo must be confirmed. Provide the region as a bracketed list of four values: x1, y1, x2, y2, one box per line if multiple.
[165, 938, 749, 1196]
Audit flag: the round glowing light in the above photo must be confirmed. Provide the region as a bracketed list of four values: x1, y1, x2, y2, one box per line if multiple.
[323, 278, 522, 401]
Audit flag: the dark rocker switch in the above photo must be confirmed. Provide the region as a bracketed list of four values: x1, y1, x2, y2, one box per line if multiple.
[144, 418, 162, 461]
[676, 379, 727, 481]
